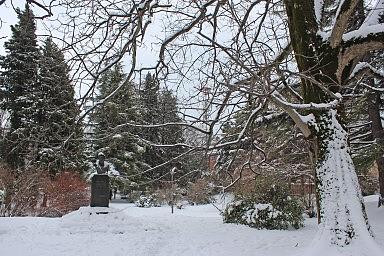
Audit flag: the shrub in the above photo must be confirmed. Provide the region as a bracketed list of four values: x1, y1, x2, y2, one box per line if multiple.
[134, 195, 160, 208]
[0, 165, 89, 217]
[0, 165, 44, 216]
[125, 190, 141, 203]
[39, 171, 90, 217]
[152, 185, 186, 206]
[224, 181, 304, 230]
[186, 178, 214, 205]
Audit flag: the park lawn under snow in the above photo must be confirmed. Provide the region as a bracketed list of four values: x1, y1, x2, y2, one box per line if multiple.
[0, 195, 383, 256]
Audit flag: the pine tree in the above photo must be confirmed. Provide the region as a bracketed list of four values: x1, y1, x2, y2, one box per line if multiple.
[36, 37, 85, 174]
[91, 63, 144, 179]
[0, 4, 40, 168]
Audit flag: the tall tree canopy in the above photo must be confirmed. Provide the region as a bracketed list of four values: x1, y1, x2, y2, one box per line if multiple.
[37, 37, 85, 173]
[0, 4, 40, 168]
[91, 63, 145, 178]
[0, 5, 85, 172]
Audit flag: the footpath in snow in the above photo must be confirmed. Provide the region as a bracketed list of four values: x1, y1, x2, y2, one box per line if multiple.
[0, 195, 383, 256]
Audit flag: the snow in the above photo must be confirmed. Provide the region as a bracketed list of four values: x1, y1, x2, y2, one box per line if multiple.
[299, 113, 316, 125]
[307, 110, 383, 255]
[349, 62, 384, 80]
[343, 23, 384, 42]
[112, 134, 123, 139]
[0, 195, 383, 256]
[314, 0, 324, 25]
[363, 0, 384, 26]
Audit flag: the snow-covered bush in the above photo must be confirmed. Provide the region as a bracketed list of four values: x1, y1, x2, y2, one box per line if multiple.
[134, 195, 160, 208]
[125, 190, 141, 203]
[224, 184, 304, 230]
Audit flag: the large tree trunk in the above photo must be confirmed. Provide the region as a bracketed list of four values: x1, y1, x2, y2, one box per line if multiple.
[313, 110, 371, 244]
[284, 1, 383, 254]
[307, 110, 382, 255]
[367, 91, 384, 206]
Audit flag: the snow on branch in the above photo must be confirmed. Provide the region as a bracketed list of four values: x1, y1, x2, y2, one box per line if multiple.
[361, 82, 384, 92]
[272, 91, 340, 111]
[329, 0, 360, 48]
[363, 0, 384, 26]
[337, 24, 384, 82]
[343, 23, 384, 42]
[112, 121, 209, 135]
[314, 0, 325, 25]
[349, 62, 384, 80]
[270, 92, 314, 138]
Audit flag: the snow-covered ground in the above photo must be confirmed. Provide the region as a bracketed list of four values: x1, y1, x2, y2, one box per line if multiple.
[0, 195, 383, 256]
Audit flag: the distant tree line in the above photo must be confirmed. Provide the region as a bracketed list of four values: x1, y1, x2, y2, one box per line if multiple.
[90, 66, 186, 187]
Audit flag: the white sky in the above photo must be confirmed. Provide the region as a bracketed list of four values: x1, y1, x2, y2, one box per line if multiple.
[0, 1, 283, 133]
[0, 1, 161, 98]
[0, 1, 210, 130]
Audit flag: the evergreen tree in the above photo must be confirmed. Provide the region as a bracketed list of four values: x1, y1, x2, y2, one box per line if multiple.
[139, 73, 162, 178]
[0, 4, 40, 168]
[91, 63, 144, 178]
[36, 37, 85, 174]
[157, 89, 186, 181]
[141, 73, 160, 142]
[140, 77, 186, 183]
[158, 88, 184, 158]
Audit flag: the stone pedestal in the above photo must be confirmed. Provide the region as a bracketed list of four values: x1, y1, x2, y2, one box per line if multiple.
[90, 175, 110, 207]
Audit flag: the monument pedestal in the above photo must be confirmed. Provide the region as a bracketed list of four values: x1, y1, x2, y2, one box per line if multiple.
[90, 174, 110, 207]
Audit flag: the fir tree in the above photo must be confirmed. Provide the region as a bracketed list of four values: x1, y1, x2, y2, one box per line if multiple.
[141, 73, 160, 142]
[0, 4, 40, 168]
[158, 89, 183, 145]
[91, 63, 144, 179]
[157, 89, 186, 180]
[139, 73, 162, 179]
[36, 37, 85, 174]
[140, 75, 186, 182]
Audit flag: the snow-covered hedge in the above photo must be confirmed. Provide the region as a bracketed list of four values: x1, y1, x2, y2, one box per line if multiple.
[134, 195, 161, 208]
[223, 186, 304, 230]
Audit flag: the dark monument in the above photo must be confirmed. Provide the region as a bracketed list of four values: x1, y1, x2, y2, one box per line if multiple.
[90, 174, 110, 207]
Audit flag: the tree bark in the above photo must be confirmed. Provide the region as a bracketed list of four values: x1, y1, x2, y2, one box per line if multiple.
[313, 110, 372, 245]
[367, 91, 384, 206]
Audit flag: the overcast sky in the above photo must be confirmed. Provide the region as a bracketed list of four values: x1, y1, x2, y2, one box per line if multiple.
[0, 1, 162, 98]
[0, 1, 208, 127]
